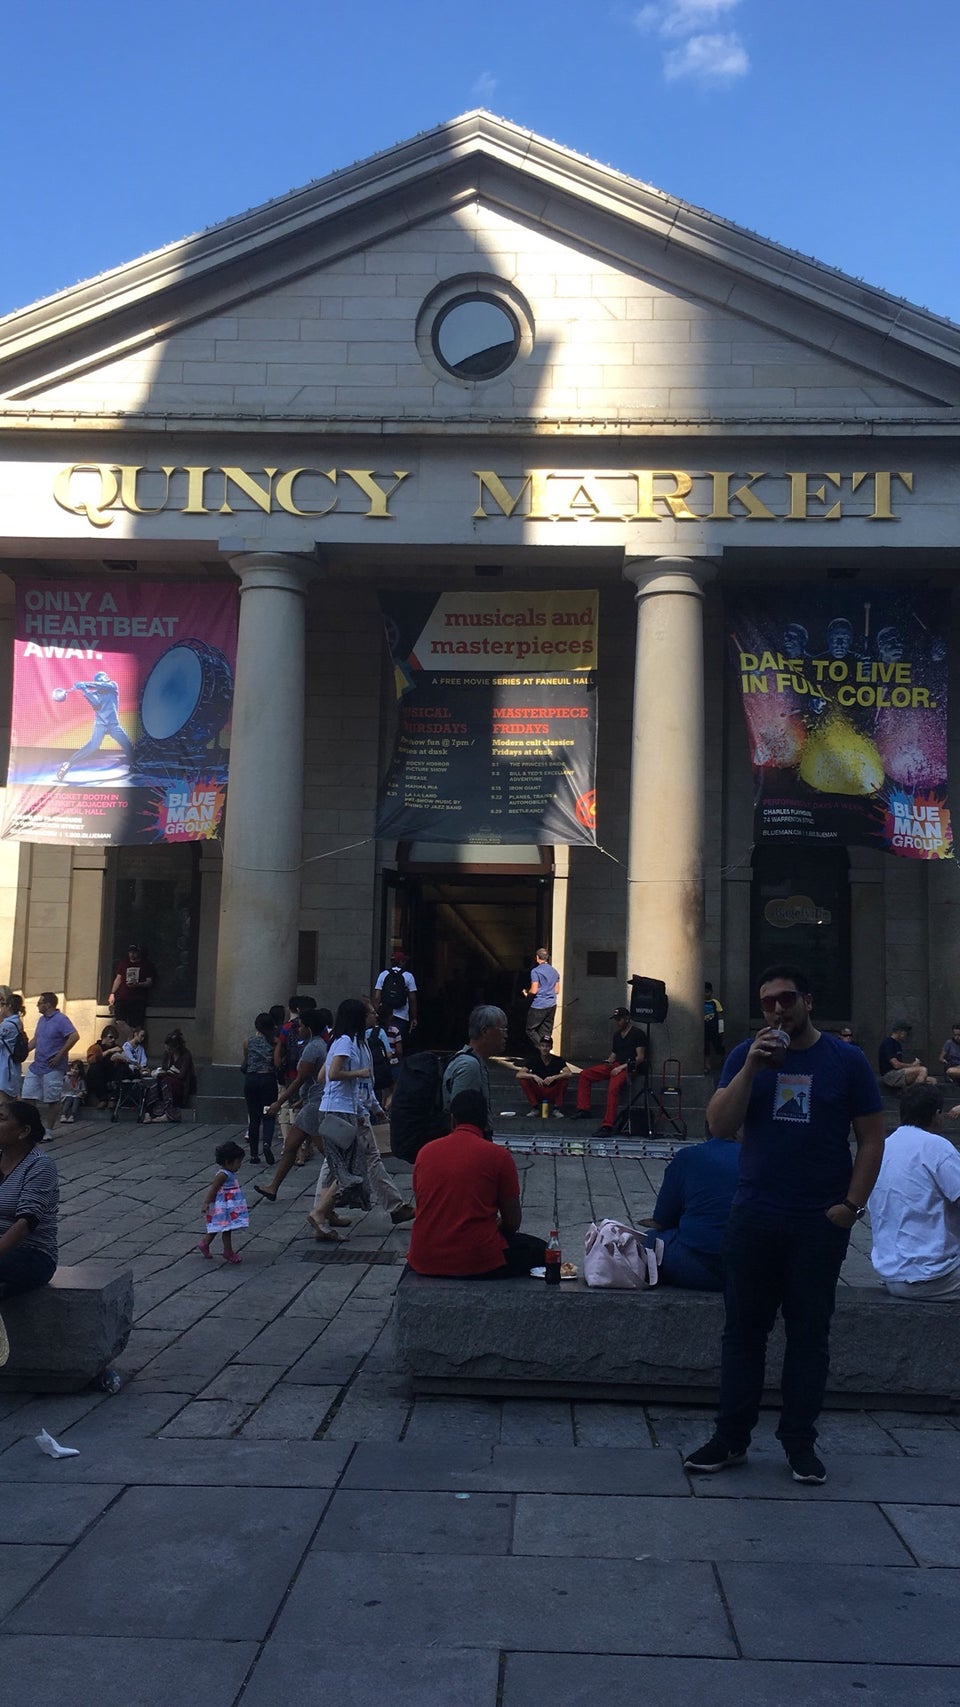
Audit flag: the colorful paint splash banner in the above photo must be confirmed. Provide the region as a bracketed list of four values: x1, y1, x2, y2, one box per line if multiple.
[3, 579, 237, 845]
[376, 588, 598, 845]
[727, 588, 951, 859]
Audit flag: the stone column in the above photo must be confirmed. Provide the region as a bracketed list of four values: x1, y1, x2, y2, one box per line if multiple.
[211, 553, 312, 1063]
[624, 554, 717, 1075]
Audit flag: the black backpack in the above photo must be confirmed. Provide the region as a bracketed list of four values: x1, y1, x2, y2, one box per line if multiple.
[5, 1024, 28, 1064]
[389, 1050, 451, 1162]
[367, 1027, 393, 1095]
[379, 966, 409, 1015]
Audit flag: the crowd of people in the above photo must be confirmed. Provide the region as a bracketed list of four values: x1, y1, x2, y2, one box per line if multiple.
[6, 935, 960, 1462]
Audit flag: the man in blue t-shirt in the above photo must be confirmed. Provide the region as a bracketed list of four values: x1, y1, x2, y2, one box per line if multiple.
[646, 1135, 740, 1290]
[684, 962, 884, 1488]
[524, 948, 560, 1051]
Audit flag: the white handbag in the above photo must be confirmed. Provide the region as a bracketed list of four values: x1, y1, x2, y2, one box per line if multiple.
[583, 1219, 663, 1290]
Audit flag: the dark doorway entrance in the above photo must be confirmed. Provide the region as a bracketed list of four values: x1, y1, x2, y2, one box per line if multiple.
[382, 867, 551, 1052]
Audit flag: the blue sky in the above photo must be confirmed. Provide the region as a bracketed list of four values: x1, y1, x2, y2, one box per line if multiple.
[4, 0, 957, 321]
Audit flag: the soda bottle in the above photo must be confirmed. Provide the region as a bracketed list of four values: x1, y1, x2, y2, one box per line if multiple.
[545, 1228, 562, 1285]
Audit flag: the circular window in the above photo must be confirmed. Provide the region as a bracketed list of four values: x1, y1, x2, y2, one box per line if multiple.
[432, 294, 521, 381]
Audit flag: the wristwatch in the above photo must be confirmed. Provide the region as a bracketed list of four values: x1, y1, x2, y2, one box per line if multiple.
[841, 1199, 866, 1220]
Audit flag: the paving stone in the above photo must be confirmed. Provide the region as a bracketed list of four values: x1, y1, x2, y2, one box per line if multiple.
[158, 1399, 253, 1438]
[277, 1551, 732, 1653]
[499, 1399, 575, 1447]
[688, 1452, 960, 1504]
[0, 1436, 351, 1486]
[314, 1489, 513, 1555]
[196, 1364, 287, 1403]
[0, 1546, 67, 1619]
[0, 1391, 106, 1449]
[1, 1484, 121, 1544]
[342, 1442, 690, 1495]
[884, 1427, 960, 1456]
[512, 1493, 912, 1563]
[574, 1403, 656, 1447]
[403, 1397, 502, 1446]
[240, 1385, 339, 1438]
[232, 1317, 329, 1367]
[501, 1654, 960, 1705]
[881, 1503, 960, 1564]
[242, 1642, 500, 1707]
[59, 1391, 190, 1443]
[718, 1562, 960, 1663]
[4, 1485, 325, 1638]
[0, 1633, 260, 1707]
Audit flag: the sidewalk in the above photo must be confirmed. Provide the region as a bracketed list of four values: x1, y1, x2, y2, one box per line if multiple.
[1, 1117, 958, 1703]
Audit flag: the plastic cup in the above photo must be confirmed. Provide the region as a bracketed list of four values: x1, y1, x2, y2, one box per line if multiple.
[766, 1027, 790, 1069]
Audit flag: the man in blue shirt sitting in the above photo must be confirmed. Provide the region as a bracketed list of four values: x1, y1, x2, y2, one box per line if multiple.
[684, 962, 884, 1487]
[646, 1135, 740, 1290]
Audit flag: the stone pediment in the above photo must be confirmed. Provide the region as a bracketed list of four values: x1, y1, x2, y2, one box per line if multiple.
[2, 112, 959, 427]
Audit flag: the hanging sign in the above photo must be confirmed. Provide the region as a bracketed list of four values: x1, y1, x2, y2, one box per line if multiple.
[3, 579, 237, 845]
[728, 587, 951, 858]
[376, 588, 598, 845]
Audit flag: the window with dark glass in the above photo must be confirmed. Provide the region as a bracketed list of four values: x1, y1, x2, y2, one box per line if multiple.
[432, 294, 521, 380]
[750, 845, 850, 1018]
[100, 845, 202, 1007]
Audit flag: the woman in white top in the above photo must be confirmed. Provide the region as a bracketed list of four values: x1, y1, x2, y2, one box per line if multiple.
[0, 992, 26, 1099]
[312, 1000, 415, 1236]
[306, 999, 372, 1240]
[121, 1028, 149, 1074]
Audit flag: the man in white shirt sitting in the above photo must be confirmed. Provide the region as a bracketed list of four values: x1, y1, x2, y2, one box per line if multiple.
[869, 1083, 960, 1300]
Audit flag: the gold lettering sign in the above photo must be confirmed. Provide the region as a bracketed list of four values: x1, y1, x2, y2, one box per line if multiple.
[51, 463, 915, 529]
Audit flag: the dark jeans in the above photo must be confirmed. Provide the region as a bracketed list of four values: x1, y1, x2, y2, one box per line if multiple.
[658, 1229, 724, 1292]
[716, 1205, 850, 1452]
[525, 1006, 556, 1050]
[472, 1231, 548, 1279]
[0, 1245, 57, 1298]
[244, 1072, 277, 1155]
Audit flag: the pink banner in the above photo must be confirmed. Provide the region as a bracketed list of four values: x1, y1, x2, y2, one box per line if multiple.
[3, 579, 237, 845]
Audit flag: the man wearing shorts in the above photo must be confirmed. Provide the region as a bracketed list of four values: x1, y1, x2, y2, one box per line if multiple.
[878, 1023, 932, 1090]
[23, 994, 79, 1140]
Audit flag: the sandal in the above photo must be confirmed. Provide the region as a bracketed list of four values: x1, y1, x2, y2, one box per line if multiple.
[196, 1241, 212, 1259]
[222, 1250, 242, 1264]
[254, 1185, 277, 1202]
[307, 1213, 341, 1243]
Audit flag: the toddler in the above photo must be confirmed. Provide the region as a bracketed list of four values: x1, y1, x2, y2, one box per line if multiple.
[197, 1140, 248, 1263]
[58, 1059, 86, 1124]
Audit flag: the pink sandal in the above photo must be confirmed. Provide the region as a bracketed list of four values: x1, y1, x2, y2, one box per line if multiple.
[222, 1250, 242, 1264]
[196, 1241, 212, 1259]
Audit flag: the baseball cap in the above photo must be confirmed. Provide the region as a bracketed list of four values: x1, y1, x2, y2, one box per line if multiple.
[610, 1006, 632, 1019]
[390, 949, 408, 963]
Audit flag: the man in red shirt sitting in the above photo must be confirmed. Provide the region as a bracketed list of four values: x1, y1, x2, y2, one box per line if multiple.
[407, 1090, 547, 1278]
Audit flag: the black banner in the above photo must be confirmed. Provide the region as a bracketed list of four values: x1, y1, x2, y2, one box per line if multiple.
[376, 589, 598, 845]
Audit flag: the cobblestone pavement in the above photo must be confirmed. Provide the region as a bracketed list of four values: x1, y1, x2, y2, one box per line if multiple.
[1, 1116, 958, 1704]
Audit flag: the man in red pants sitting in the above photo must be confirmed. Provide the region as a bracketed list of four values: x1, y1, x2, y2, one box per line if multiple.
[573, 1007, 647, 1135]
[516, 1035, 572, 1115]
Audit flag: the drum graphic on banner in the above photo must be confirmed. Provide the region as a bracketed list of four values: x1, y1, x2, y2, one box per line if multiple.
[3, 580, 238, 846]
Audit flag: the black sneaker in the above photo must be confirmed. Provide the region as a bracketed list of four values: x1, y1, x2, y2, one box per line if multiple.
[787, 1446, 827, 1484]
[594, 1124, 614, 1138]
[683, 1435, 748, 1473]
[572, 1109, 593, 1120]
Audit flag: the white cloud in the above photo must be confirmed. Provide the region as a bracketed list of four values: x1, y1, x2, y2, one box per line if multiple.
[635, 0, 741, 35]
[663, 30, 749, 81]
[472, 71, 498, 103]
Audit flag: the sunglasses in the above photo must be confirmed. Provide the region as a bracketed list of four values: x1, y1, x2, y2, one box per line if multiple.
[759, 991, 804, 1014]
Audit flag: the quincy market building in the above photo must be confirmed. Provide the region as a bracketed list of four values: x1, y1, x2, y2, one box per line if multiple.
[0, 111, 959, 1077]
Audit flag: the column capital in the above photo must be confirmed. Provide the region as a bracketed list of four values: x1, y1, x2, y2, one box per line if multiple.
[227, 551, 315, 597]
[623, 554, 719, 602]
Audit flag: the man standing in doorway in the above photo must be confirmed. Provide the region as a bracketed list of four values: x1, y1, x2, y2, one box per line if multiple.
[375, 950, 418, 1045]
[524, 947, 559, 1053]
[684, 963, 884, 1486]
[23, 994, 80, 1142]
